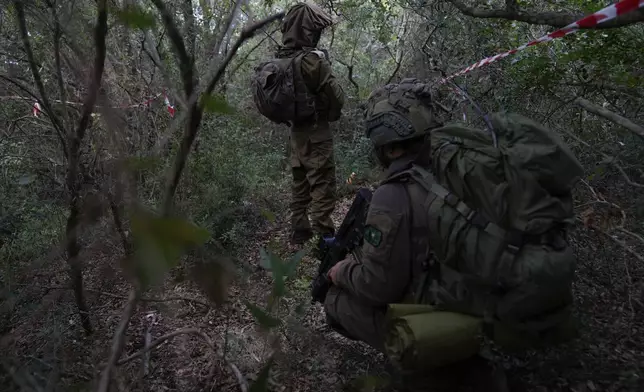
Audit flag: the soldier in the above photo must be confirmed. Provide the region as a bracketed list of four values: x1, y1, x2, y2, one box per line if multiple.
[276, 2, 345, 245]
[323, 80, 440, 354]
[322, 79, 507, 390]
[323, 77, 580, 390]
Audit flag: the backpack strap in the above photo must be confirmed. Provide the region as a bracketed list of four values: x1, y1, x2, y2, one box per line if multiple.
[291, 49, 318, 125]
[382, 168, 435, 305]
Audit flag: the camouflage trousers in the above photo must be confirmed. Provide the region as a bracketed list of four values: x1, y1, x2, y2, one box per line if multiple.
[289, 128, 337, 236]
[324, 286, 387, 352]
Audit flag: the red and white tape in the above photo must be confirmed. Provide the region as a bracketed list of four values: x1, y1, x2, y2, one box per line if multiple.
[440, 0, 644, 84]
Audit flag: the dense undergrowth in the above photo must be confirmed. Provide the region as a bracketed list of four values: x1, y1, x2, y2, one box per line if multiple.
[1, 0, 643, 391]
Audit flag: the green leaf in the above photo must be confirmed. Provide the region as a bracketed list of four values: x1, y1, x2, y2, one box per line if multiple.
[129, 209, 210, 288]
[249, 356, 275, 392]
[259, 247, 279, 271]
[115, 5, 156, 29]
[202, 94, 236, 114]
[284, 249, 305, 279]
[244, 301, 282, 329]
[190, 257, 233, 304]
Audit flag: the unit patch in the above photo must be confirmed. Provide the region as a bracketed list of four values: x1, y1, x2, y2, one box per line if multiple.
[364, 225, 383, 247]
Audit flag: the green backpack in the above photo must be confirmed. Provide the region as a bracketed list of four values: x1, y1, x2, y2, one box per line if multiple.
[390, 112, 584, 349]
[251, 50, 317, 125]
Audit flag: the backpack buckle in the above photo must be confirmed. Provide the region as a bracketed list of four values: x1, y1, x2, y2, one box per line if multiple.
[506, 243, 520, 254]
[444, 193, 459, 207]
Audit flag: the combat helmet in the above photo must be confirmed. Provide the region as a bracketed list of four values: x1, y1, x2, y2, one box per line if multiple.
[364, 78, 444, 147]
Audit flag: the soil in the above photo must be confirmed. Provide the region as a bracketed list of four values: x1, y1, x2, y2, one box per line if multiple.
[1, 189, 642, 392]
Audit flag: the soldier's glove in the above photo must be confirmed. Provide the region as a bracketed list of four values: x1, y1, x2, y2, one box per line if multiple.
[322, 236, 336, 246]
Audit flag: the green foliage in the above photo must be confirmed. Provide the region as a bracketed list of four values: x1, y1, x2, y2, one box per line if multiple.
[129, 209, 210, 289]
[184, 117, 286, 250]
[245, 301, 282, 329]
[114, 4, 156, 30]
[202, 94, 237, 115]
[260, 246, 304, 298]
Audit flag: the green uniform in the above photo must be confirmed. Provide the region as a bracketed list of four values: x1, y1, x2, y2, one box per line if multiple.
[278, 3, 345, 240]
[325, 78, 578, 378]
[324, 155, 428, 352]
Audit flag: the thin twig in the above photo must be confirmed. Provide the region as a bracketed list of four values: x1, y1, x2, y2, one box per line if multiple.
[48, 0, 71, 130]
[575, 96, 644, 140]
[13, 2, 67, 156]
[162, 11, 285, 213]
[97, 289, 140, 392]
[559, 127, 644, 188]
[150, 0, 195, 98]
[114, 327, 249, 392]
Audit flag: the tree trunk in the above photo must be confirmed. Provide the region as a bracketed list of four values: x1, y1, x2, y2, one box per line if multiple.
[65, 199, 93, 334]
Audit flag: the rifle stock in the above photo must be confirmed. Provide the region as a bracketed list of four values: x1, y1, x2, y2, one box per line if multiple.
[311, 188, 372, 304]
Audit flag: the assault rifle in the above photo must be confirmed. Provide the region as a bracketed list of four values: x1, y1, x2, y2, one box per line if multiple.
[311, 188, 373, 304]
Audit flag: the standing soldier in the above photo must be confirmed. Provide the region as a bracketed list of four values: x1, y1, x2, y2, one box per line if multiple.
[276, 2, 345, 245]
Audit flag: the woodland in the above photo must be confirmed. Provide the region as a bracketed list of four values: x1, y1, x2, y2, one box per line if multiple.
[0, 0, 643, 391]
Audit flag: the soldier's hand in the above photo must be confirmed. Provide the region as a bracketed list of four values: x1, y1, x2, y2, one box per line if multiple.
[327, 257, 351, 284]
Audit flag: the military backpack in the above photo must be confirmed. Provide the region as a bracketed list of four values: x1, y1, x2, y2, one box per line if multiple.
[251, 50, 319, 125]
[387, 112, 584, 349]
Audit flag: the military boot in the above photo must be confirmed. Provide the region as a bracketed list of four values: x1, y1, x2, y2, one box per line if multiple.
[290, 228, 313, 245]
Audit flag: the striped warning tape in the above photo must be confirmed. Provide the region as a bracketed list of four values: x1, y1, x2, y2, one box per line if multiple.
[439, 0, 644, 84]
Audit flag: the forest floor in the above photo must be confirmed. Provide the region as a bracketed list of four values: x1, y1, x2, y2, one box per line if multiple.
[1, 186, 643, 392]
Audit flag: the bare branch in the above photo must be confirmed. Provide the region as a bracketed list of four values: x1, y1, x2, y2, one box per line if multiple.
[114, 327, 248, 392]
[13, 1, 67, 157]
[596, 228, 644, 263]
[142, 31, 187, 109]
[575, 96, 644, 140]
[557, 126, 644, 188]
[116, 328, 214, 366]
[444, 0, 644, 29]
[73, 10, 107, 141]
[0, 74, 40, 102]
[215, 0, 243, 56]
[97, 290, 140, 392]
[40, 285, 211, 308]
[48, 0, 71, 129]
[335, 58, 359, 95]
[227, 32, 275, 78]
[150, 0, 196, 97]
[203, 12, 286, 97]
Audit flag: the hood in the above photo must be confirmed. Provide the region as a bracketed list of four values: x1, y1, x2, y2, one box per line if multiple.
[280, 2, 333, 49]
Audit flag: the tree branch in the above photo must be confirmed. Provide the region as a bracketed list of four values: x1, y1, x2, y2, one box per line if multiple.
[116, 328, 214, 366]
[335, 58, 359, 95]
[47, 0, 71, 130]
[13, 1, 68, 157]
[98, 12, 286, 391]
[161, 11, 285, 214]
[114, 327, 249, 392]
[227, 31, 275, 79]
[444, 0, 644, 29]
[97, 290, 140, 392]
[150, 0, 196, 98]
[557, 125, 644, 188]
[575, 96, 644, 140]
